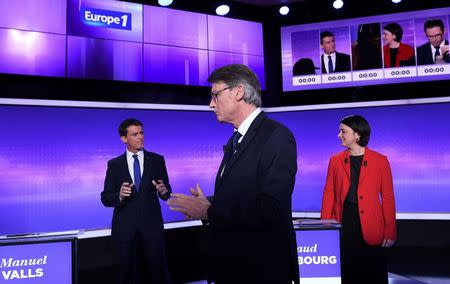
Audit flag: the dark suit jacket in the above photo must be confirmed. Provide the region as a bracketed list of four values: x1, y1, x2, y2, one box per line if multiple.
[417, 39, 450, 65]
[321, 52, 351, 73]
[321, 148, 396, 246]
[101, 150, 171, 241]
[206, 112, 299, 283]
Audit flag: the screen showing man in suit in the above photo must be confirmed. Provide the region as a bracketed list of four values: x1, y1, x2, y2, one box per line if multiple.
[417, 19, 450, 65]
[320, 31, 351, 73]
[101, 118, 172, 284]
[168, 64, 299, 284]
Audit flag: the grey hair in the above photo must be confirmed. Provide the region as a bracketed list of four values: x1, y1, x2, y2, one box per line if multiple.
[208, 64, 262, 107]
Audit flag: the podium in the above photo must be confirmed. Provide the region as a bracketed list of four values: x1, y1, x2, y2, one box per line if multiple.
[0, 232, 78, 284]
[294, 219, 342, 284]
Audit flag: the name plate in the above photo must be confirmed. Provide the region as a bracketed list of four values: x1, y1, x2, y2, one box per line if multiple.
[296, 229, 341, 284]
[0, 241, 72, 283]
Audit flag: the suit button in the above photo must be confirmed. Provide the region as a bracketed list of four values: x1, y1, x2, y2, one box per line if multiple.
[359, 196, 363, 199]
[360, 210, 364, 214]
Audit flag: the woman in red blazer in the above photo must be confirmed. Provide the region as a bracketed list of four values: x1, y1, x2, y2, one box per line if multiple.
[382, 22, 415, 67]
[321, 115, 396, 284]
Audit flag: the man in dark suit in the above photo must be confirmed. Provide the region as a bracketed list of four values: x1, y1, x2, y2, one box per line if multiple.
[320, 31, 351, 73]
[101, 118, 172, 284]
[168, 64, 299, 284]
[417, 19, 450, 65]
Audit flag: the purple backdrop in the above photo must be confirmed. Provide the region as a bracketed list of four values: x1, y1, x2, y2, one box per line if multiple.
[1, 100, 450, 236]
[208, 15, 264, 56]
[0, 29, 66, 77]
[67, 0, 143, 42]
[209, 51, 266, 89]
[0, 0, 66, 34]
[143, 44, 209, 86]
[143, 6, 208, 49]
[67, 35, 143, 82]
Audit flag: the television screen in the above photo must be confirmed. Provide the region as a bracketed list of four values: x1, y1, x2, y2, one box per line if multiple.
[0, 0, 265, 88]
[1, 97, 449, 236]
[281, 7, 450, 92]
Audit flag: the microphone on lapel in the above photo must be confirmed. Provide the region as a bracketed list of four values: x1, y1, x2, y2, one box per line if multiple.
[363, 160, 367, 167]
[344, 158, 348, 164]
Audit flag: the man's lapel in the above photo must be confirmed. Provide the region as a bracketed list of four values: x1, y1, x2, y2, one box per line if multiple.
[218, 112, 266, 184]
[122, 153, 133, 183]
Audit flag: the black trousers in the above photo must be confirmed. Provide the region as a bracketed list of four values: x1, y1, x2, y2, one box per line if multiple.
[341, 201, 388, 284]
[114, 232, 171, 284]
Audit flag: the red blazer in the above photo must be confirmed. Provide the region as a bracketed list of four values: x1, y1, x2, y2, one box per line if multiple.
[383, 42, 415, 67]
[321, 148, 396, 245]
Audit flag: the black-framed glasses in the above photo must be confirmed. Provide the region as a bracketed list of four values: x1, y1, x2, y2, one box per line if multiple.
[210, 85, 235, 102]
[427, 33, 443, 39]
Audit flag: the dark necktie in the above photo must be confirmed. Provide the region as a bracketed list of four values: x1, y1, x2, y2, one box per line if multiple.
[220, 131, 242, 176]
[328, 55, 334, 73]
[434, 46, 440, 62]
[231, 131, 242, 154]
[132, 154, 141, 192]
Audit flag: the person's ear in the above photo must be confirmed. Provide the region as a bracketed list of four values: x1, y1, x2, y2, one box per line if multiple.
[120, 135, 127, 144]
[234, 84, 245, 101]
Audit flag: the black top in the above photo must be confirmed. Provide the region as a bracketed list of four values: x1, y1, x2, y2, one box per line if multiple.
[390, 48, 399, 67]
[345, 155, 364, 204]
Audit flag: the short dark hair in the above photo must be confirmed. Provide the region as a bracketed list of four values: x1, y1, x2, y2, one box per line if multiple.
[119, 118, 143, 137]
[208, 64, 261, 107]
[424, 19, 445, 32]
[320, 31, 334, 44]
[384, 23, 403, 42]
[340, 115, 371, 147]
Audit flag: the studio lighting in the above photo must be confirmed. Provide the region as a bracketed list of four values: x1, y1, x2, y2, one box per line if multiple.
[279, 6, 290, 16]
[333, 0, 344, 9]
[216, 4, 230, 16]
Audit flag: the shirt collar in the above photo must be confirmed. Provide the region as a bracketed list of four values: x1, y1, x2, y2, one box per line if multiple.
[126, 149, 144, 159]
[236, 108, 262, 137]
[431, 40, 445, 50]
